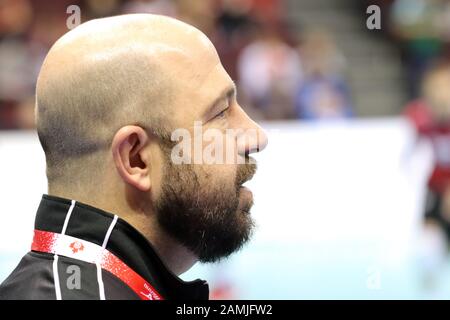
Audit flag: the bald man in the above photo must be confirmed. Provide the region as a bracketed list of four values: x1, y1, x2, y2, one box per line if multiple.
[0, 14, 267, 300]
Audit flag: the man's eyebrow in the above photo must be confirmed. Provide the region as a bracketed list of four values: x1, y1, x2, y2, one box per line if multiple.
[204, 81, 237, 119]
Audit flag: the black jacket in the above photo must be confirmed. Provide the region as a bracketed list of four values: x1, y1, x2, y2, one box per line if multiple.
[0, 195, 209, 300]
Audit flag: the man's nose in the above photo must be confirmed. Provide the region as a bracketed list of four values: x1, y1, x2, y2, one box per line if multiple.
[235, 109, 268, 156]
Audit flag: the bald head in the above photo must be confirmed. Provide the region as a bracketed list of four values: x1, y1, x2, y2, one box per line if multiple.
[36, 14, 219, 186]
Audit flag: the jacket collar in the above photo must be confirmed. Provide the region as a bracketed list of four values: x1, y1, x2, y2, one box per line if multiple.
[34, 194, 209, 300]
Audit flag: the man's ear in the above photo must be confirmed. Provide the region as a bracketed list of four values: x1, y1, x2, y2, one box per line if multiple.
[111, 126, 151, 191]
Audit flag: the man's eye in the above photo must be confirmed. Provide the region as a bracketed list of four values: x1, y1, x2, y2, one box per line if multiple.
[215, 108, 228, 119]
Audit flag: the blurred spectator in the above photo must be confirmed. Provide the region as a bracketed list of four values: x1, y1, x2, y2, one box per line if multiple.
[0, 0, 36, 129]
[0, 0, 33, 35]
[405, 61, 450, 242]
[295, 77, 353, 120]
[389, 0, 449, 98]
[300, 28, 346, 78]
[238, 25, 302, 120]
[295, 29, 353, 120]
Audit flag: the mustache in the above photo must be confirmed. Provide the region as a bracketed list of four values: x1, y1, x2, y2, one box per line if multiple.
[236, 157, 257, 187]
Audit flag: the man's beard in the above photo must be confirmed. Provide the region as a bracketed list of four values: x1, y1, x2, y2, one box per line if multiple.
[155, 154, 257, 263]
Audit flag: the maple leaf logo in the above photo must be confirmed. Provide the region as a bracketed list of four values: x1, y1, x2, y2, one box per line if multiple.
[69, 241, 84, 254]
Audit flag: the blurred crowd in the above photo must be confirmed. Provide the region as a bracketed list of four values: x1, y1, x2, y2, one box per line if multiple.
[0, 0, 355, 129]
[1, 0, 449, 133]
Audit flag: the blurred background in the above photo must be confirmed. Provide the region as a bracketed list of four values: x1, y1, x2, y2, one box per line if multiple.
[1, 0, 450, 299]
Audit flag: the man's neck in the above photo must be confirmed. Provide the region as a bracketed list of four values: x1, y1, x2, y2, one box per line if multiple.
[121, 213, 198, 276]
[47, 189, 197, 276]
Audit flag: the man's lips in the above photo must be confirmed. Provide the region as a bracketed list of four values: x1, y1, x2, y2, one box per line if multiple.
[235, 161, 257, 187]
[239, 185, 253, 199]
[238, 186, 254, 214]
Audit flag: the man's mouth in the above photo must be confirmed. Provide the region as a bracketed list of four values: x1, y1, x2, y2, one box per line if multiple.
[236, 162, 257, 187]
[235, 161, 257, 205]
[239, 183, 253, 200]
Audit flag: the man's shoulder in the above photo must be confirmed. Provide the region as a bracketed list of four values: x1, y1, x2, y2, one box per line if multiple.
[0, 252, 139, 300]
[0, 252, 56, 300]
